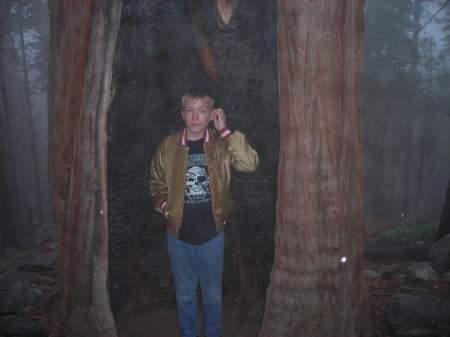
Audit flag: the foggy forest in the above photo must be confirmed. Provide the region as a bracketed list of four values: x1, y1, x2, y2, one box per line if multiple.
[0, 0, 449, 337]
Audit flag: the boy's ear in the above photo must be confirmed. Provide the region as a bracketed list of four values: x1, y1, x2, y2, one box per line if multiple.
[209, 110, 215, 121]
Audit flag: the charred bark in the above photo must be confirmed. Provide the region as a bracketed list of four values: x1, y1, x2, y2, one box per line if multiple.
[186, 0, 220, 83]
[108, 0, 278, 317]
[259, 1, 370, 336]
[48, 0, 122, 335]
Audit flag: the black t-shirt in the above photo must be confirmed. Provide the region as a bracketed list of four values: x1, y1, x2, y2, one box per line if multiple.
[179, 139, 217, 244]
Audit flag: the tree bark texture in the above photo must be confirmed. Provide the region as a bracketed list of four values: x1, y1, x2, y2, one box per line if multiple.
[48, 0, 122, 335]
[258, 1, 370, 337]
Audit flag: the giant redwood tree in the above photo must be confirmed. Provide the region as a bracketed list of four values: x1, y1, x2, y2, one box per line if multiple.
[48, 0, 122, 335]
[48, 0, 369, 336]
[258, 1, 370, 336]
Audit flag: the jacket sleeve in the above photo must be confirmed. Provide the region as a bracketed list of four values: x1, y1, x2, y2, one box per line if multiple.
[225, 130, 260, 173]
[149, 144, 168, 214]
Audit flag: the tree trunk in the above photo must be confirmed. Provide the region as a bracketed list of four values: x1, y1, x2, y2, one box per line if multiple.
[435, 177, 450, 242]
[18, 0, 44, 226]
[410, 0, 422, 79]
[0, 14, 25, 248]
[406, 0, 423, 223]
[0, 28, 16, 247]
[258, 1, 370, 336]
[48, 0, 122, 335]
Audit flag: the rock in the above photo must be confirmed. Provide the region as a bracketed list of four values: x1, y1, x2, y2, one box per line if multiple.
[20, 252, 58, 273]
[0, 282, 43, 314]
[33, 223, 58, 247]
[365, 270, 380, 278]
[0, 270, 53, 288]
[42, 242, 59, 251]
[383, 294, 450, 336]
[444, 271, 450, 282]
[404, 262, 439, 284]
[429, 233, 450, 273]
[0, 315, 48, 337]
[380, 269, 395, 280]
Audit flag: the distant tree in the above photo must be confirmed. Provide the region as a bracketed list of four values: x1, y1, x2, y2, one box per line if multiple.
[0, 0, 49, 246]
[437, 0, 450, 54]
[0, 0, 27, 247]
[411, 1, 450, 222]
[0, 12, 17, 247]
[432, 3, 450, 241]
[435, 177, 450, 241]
[362, 0, 416, 225]
[8, 0, 49, 92]
[406, 0, 424, 224]
[362, 0, 450, 227]
[16, 0, 44, 225]
[435, 2, 450, 97]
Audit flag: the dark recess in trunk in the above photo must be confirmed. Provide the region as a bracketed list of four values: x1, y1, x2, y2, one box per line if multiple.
[107, 0, 279, 319]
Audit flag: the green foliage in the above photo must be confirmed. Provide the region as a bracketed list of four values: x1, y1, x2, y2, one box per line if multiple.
[377, 221, 439, 246]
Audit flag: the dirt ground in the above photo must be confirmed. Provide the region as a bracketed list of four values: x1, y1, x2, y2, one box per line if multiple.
[116, 262, 450, 337]
[116, 303, 263, 337]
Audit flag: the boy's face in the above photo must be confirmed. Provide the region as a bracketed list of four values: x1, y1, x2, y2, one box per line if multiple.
[181, 98, 214, 141]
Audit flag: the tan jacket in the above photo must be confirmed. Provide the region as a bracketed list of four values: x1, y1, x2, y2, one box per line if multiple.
[150, 127, 259, 238]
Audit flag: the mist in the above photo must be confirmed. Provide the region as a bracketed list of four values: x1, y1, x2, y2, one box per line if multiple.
[0, 0, 449, 335]
[0, 0, 51, 249]
[362, 0, 450, 235]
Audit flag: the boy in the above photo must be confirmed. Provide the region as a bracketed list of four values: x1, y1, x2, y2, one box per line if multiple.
[150, 89, 259, 337]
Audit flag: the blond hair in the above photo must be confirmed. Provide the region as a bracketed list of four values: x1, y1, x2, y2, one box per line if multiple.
[181, 89, 215, 110]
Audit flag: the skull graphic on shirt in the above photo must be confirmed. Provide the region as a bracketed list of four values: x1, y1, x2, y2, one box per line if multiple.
[185, 166, 209, 200]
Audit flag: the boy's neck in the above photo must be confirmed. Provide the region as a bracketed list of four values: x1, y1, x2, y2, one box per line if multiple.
[187, 134, 203, 141]
[186, 128, 206, 141]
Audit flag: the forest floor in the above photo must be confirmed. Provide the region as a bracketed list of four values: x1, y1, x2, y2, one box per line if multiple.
[116, 261, 450, 337]
[365, 262, 450, 337]
[1, 245, 449, 337]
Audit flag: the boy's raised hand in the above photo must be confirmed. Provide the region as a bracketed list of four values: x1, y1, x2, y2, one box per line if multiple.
[212, 108, 227, 131]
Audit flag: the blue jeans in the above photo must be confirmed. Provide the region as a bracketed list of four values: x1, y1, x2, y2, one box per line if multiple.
[167, 230, 224, 337]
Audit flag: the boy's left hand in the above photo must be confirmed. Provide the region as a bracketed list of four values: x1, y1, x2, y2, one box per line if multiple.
[212, 108, 227, 131]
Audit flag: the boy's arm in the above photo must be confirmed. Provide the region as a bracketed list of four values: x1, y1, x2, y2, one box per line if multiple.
[149, 145, 168, 214]
[222, 129, 260, 173]
[213, 108, 259, 173]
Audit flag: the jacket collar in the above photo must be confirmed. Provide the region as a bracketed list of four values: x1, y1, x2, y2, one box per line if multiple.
[179, 128, 211, 147]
